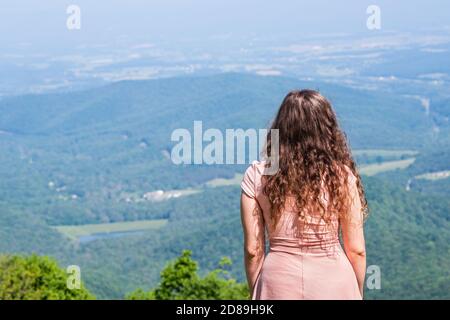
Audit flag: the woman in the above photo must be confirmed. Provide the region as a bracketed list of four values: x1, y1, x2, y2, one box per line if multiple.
[240, 90, 368, 300]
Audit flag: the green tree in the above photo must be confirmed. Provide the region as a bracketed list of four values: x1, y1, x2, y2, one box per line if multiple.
[126, 250, 249, 300]
[0, 254, 95, 300]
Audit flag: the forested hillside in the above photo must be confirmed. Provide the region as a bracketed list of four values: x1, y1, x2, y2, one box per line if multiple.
[0, 73, 449, 299]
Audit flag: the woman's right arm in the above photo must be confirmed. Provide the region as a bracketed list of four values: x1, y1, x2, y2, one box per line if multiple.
[241, 191, 265, 295]
[341, 171, 366, 298]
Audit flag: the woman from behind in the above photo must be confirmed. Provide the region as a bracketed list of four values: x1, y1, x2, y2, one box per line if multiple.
[241, 90, 368, 300]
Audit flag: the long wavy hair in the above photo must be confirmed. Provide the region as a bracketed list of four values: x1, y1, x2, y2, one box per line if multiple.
[263, 90, 368, 230]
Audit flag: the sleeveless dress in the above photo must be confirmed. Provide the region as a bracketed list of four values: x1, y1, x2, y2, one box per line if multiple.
[241, 161, 362, 300]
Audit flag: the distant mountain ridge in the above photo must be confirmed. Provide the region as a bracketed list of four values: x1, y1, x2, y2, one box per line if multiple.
[0, 73, 444, 148]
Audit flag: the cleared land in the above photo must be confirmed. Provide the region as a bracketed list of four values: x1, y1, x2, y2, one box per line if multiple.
[359, 158, 416, 176]
[415, 170, 450, 181]
[54, 219, 168, 240]
[206, 174, 244, 187]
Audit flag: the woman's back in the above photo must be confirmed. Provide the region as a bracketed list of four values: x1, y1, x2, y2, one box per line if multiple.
[242, 160, 340, 239]
[240, 90, 367, 300]
[242, 161, 361, 299]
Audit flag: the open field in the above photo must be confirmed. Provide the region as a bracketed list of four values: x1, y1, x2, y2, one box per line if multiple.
[206, 174, 244, 187]
[359, 158, 416, 176]
[54, 219, 168, 240]
[415, 170, 450, 181]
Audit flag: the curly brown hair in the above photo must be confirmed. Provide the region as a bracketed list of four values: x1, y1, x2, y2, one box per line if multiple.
[263, 90, 368, 230]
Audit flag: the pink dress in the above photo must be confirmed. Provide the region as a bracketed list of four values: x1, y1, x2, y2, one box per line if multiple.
[241, 161, 362, 300]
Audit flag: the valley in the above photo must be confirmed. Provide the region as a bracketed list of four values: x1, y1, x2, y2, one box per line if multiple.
[0, 73, 449, 299]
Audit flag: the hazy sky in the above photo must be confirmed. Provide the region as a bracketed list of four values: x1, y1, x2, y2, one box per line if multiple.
[1, 0, 449, 49]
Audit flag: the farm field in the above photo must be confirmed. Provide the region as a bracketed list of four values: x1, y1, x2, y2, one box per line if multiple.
[54, 219, 168, 241]
[359, 158, 416, 176]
